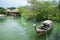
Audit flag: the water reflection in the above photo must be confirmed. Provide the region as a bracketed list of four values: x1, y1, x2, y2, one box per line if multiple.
[0, 16, 60, 40]
[0, 16, 7, 23]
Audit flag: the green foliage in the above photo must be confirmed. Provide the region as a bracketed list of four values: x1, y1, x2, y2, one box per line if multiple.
[58, 1, 60, 10]
[18, 0, 60, 22]
[7, 7, 16, 10]
[0, 7, 6, 14]
[17, 6, 28, 17]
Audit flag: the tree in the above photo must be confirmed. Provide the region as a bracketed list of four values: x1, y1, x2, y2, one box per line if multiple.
[7, 7, 16, 10]
[0, 7, 6, 14]
[18, 0, 60, 22]
[58, 1, 60, 10]
[27, 0, 52, 21]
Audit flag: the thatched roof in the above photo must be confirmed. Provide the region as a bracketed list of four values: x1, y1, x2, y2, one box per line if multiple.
[5, 9, 19, 12]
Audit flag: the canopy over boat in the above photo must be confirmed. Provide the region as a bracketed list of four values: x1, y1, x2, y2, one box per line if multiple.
[41, 20, 53, 25]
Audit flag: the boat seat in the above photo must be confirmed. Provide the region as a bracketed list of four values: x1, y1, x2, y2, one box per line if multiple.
[41, 27, 47, 30]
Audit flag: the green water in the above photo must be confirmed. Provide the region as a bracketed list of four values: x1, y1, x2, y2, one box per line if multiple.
[0, 16, 60, 40]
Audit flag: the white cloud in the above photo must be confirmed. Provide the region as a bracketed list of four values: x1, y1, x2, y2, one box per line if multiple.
[0, 0, 28, 7]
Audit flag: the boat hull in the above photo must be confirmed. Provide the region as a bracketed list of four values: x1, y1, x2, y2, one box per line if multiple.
[35, 26, 52, 35]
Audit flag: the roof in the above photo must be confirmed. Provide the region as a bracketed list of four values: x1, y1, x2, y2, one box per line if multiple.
[5, 9, 19, 12]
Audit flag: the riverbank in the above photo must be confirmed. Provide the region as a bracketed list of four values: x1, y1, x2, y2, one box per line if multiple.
[0, 14, 5, 16]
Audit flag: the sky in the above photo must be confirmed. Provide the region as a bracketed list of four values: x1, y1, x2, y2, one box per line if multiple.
[0, 0, 59, 8]
[0, 0, 28, 8]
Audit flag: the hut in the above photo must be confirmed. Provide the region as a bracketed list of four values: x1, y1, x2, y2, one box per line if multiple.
[5, 8, 21, 16]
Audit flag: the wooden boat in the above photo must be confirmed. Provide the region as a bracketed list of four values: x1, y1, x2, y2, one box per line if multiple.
[33, 20, 53, 35]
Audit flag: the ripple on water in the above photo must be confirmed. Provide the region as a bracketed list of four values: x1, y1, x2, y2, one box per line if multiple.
[0, 17, 60, 40]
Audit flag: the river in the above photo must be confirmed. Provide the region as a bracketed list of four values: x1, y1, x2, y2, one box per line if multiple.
[0, 16, 60, 40]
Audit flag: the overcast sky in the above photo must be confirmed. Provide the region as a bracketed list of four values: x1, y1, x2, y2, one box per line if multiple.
[0, 0, 59, 8]
[0, 0, 28, 8]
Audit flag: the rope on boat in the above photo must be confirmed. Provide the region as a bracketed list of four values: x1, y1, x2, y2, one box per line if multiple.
[46, 30, 48, 40]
